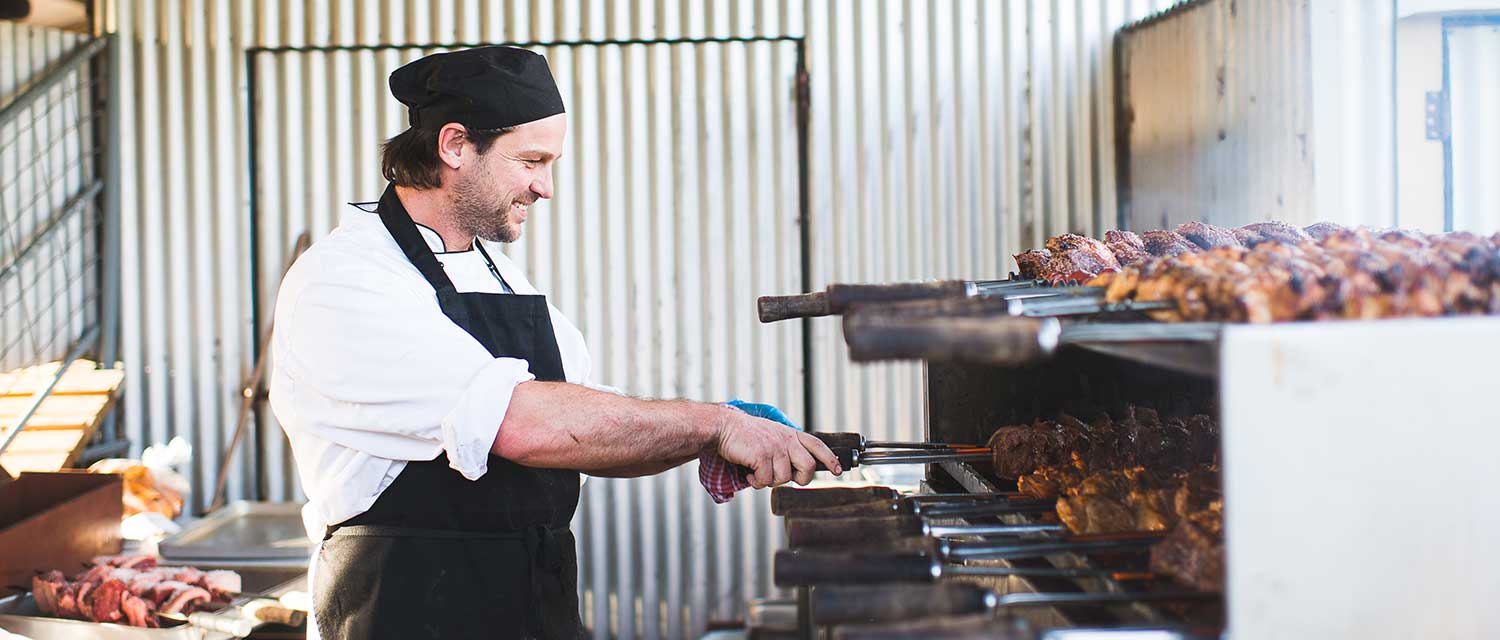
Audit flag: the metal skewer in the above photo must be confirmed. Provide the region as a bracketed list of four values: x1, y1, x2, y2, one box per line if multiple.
[771, 486, 1028, 517]
[814, 583, 1217, 627]
[775, 544, 1164, 587]
[758, 277, 1060, 323]
[785, 515, 1065, 547]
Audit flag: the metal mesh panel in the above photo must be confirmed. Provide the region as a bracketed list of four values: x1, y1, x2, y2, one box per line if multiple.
[0, 33, 116, 454]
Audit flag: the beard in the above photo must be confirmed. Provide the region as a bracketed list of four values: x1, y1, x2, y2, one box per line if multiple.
[449, 171, 521, 243]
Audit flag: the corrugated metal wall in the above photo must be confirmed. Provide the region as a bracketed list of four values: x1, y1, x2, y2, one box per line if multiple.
[1117, 0, 1400, 230]
[88, 0, 1177, 637]
[1117, 0, 1315, 229]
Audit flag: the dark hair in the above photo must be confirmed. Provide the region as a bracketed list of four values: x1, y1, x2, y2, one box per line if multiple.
[380, 125, 514, 189]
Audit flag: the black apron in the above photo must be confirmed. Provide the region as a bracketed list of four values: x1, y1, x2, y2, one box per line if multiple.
[313, 184, 583, 640]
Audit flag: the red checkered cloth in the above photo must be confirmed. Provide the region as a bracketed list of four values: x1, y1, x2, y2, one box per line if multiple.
[698, 452, 750, 504]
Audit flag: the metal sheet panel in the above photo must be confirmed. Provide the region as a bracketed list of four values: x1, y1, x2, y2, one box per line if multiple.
[1118, 0, 1397, 230]
[1221, 318, 1500, 638]
[103, 0, 1153, 637]
[1118, 0, 1317, 229]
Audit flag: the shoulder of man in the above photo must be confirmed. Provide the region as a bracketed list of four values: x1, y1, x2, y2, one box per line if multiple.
[278, 218, 430, 305]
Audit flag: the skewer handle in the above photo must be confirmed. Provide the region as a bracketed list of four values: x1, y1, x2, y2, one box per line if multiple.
[758, 291, 831, 322]
[771, 486, 900, 515]
[182, 611, 255, 637]
[773, 549, 940, 587]
[812, 584, 995, 625]
[246, 599, 306, 626]
[796, 498, 910, 518]
[785, 515, 925, 547]
[842, 313, 1060, 365]
[831, 613, 1008, 640]
[825, 281, 975, 310]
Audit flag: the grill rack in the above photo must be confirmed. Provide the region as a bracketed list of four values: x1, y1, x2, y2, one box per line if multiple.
[924, 460, 1220, 630]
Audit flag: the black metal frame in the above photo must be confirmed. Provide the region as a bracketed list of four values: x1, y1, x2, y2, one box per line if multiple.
[242, 36, 815, 492]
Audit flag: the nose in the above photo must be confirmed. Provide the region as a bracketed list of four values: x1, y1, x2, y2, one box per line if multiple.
[531, 167, 554, 200]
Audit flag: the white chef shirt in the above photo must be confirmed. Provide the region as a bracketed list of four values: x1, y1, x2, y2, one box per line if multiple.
[269, 201, 595, 542]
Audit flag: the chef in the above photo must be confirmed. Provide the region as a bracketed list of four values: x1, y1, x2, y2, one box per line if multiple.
[269, 46, 841, 640]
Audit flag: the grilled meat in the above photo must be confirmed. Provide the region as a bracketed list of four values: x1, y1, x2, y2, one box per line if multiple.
[1238, 221, 1314, 246]
[988, 406, 1218, 478]
[1035, 465, 1221, 535]
[1015, 460, 1225, 590]
[1014, 235, 1123, 284]
[1150, 509, 1226, 592]
[1105, 230, 1152, 267]
[1141, 230, 1199, 257]
[1304, 221, 1348, 241]
[1014, 249, 1051, 281]
[1175, 222, 1242, 250]
[1086, 226, 1500, 322]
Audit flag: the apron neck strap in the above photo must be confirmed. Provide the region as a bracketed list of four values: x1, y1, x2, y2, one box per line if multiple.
[374, 183, 458, 294]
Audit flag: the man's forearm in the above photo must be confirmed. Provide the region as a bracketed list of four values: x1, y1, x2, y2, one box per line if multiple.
[586, 452, 699, 478]
[493, 381, 726, 471]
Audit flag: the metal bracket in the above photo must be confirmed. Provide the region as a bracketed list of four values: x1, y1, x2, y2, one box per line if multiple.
[1426, 91, 1449, 141]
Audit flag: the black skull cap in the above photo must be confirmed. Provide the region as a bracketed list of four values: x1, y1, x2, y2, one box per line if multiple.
[389, 46, 565, 131]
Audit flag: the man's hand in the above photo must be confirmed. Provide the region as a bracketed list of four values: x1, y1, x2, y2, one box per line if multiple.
[715, 409, 842, 489]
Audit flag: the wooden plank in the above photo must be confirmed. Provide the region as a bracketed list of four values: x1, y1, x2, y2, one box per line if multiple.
[0, 393, 117, 473]
[0, 360, 121, 474]
[0, 428, 88, 453]
[0, 394, 112, 420]
[0, 361, 124, 397]
[0, 371, 124, 396]
[0, 452, 73, 476]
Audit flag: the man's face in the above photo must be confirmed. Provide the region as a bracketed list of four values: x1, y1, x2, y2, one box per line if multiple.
[449, 113, 566, 243]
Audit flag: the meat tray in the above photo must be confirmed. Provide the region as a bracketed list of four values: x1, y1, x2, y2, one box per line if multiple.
[158, 502, 310, 563]
[0, 592, 229, 639]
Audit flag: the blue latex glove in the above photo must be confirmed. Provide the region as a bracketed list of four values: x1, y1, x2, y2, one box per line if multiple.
[725, 399, 802, 431]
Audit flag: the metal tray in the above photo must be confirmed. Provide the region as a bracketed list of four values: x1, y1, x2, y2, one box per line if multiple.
[158, 502, 310, 562]
[0, 593, 228, 640]
[1062, 322, 1221, 378]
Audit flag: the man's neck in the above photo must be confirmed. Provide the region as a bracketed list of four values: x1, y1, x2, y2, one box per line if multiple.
[394, 185, 475, 251]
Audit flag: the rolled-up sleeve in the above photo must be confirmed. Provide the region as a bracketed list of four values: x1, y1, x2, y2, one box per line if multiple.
[271, 255, 533, 480]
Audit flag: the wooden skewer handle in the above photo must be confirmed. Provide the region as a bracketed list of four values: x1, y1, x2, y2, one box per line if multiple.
[770, 486, 899, 515]
[758, 291, 831, 322]
[842, 313, 1059, 365]
[812, 584, 994, 625]
[774, 549, 940, 587]
[824, 281, 973, 310]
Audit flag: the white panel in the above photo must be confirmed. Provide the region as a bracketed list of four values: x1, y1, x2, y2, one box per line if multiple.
[1222, 318, 1500, 638]
[1448, 22, 1500, 233]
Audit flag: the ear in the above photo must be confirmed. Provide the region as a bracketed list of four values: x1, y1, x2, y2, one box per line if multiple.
[436, 123, 470, 170]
